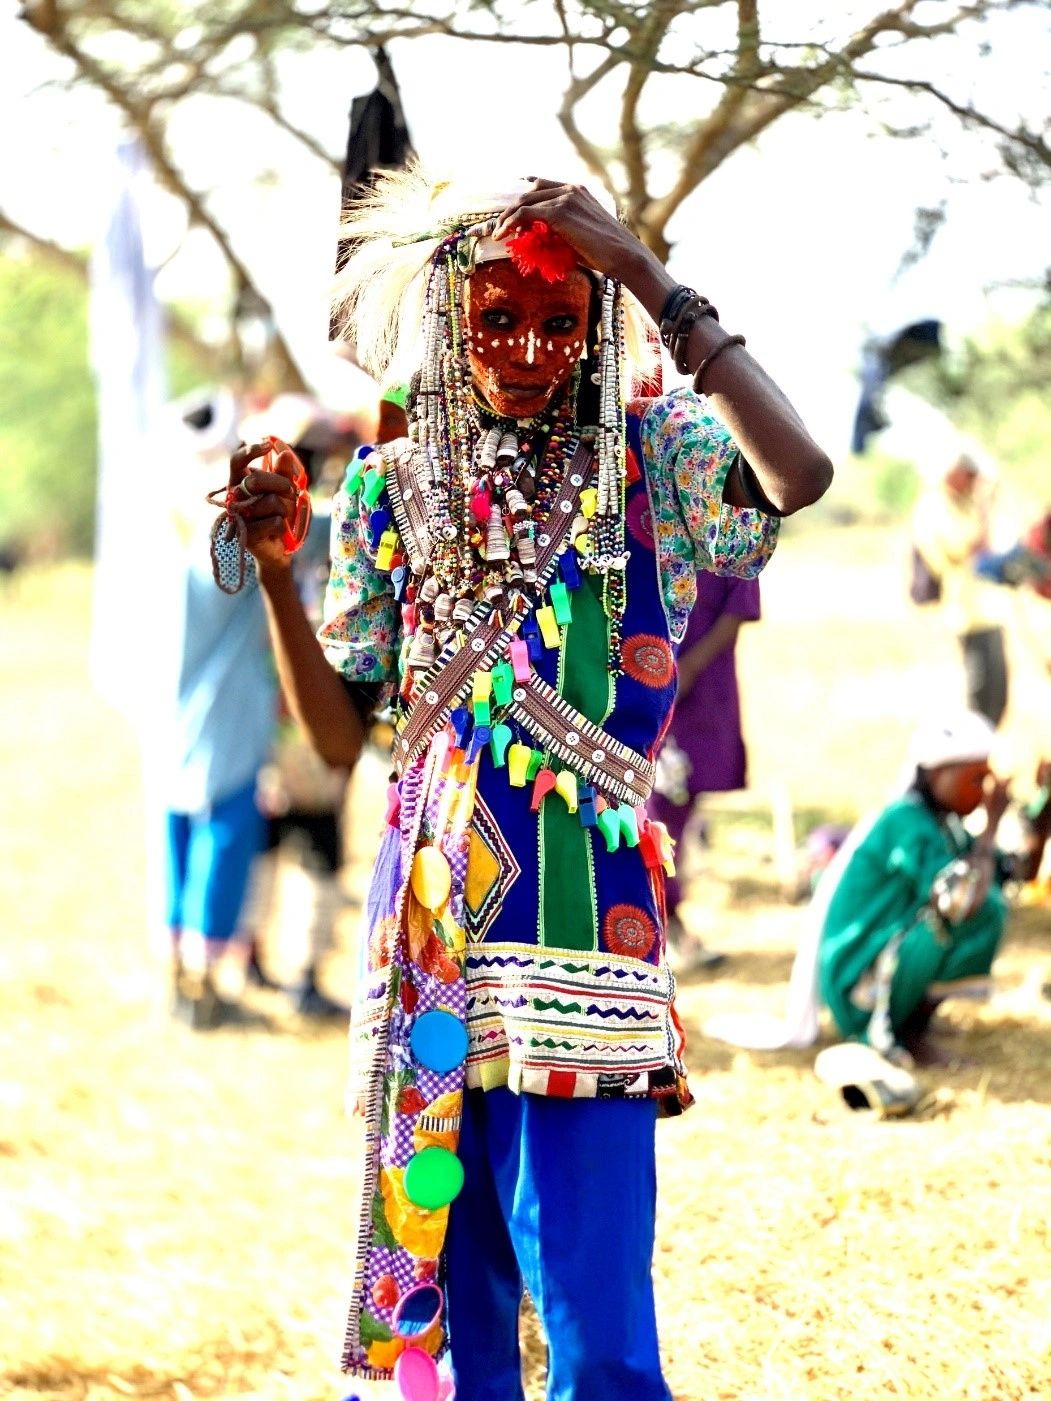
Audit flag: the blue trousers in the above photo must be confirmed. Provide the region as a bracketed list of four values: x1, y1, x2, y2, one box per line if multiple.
[165, 780, 263, 943]
[445, 1088, 673, 1401]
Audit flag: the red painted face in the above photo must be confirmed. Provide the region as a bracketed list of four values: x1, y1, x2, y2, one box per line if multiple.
[464, 261, 593, 420]
[928, 759, 991, 816]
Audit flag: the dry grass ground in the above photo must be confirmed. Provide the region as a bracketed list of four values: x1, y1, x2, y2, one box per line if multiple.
[2, 528, 1050, 1401]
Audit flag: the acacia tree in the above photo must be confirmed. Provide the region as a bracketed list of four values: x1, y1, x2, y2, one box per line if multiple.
[12, 0, 1050, 374]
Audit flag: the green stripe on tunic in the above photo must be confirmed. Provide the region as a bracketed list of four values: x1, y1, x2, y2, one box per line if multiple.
[539, 575, 611, 950]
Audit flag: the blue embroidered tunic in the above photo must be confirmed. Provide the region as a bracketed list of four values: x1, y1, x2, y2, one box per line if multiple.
[320, 389, 778, 1108]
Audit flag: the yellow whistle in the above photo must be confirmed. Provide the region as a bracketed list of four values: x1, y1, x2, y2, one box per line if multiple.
[580, 487, 598, 519]
[536, 605, 560, 648]
[554, 769, 578, 813]
[471, 670, 493, 704]
[655, 825, 676, 875]
[508, 742, 532, 787]
[376, 527, 400, 572]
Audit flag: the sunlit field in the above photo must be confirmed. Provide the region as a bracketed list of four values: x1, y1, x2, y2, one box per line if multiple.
[2, 523, 1049, 1401]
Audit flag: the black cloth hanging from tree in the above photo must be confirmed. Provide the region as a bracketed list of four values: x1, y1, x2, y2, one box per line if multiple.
[330, 47, 415, 339]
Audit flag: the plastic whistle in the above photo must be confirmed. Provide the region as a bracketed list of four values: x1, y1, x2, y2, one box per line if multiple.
[510, 639, 531, 682]
[638, 824, 662, 870]
[549, 581, 572, 626]
[596, 804, 623, 852]
[617, 804, 640, 848]
[362, 464, 387, 508]
[471, 671, 493, 704]
[342, 445, 374, 496]
[491, 662, 514, 707]
[578, 784, 598, 828]
[525, 749, 544, 781]
[472, 697, 491, 728]
[554, 769, 578, 812]
[507, 742, 532, 787]
[385, 784, 401, 828]
[376, 527, 399, 572]
[489, 723, 513, 768]
[580, 486, 598, 520]
[536, 605, 560, 649]
[368, 507, 391, 548]
[655, 824, 677, 875]
[558, 551, 582, 590]
[530, 766, 557, 813]
[449, 707, 472, 750]
[465, 724, 491, 765]
[391, 564, 409, 603]
[521, 613, 544, 662]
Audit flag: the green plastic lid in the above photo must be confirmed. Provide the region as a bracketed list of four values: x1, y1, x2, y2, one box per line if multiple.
[403, 1147, 464, 1211]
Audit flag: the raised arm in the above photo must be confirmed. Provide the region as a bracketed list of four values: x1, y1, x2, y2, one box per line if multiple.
[491, 180, 833, 517]
[224, 441, 365, 769]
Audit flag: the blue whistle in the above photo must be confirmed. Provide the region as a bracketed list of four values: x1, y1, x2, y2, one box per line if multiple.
[465, 724, 492, 765]
[578, 784, 598, 828]
[558, 551, 582, 590]
[391, 564, 409, 603]
[368, 506, 391, 548]
[449, 707, 472, 749]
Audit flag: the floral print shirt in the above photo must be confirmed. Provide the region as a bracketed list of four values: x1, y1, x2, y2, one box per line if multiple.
[319, 388, 779, 676]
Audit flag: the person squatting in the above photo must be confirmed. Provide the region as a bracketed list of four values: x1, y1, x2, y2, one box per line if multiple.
[215, 169, 832, 1400]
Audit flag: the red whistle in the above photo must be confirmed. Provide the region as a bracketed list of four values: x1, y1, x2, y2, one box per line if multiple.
[529, 767, 557, 813]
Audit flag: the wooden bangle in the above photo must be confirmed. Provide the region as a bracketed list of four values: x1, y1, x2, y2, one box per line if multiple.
[692, 333, 746, 393]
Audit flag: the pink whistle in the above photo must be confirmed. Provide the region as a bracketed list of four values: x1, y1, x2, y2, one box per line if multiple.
[386, 784, 402, 828]
[510, 638, 531, 682]
[529, 766, 557, 813]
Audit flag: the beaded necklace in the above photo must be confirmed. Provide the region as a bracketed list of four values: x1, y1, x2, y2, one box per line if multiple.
[403, 233, 628, 674]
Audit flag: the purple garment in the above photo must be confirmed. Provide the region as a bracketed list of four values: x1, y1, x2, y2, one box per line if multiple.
[650, 571, 759, 918]
[670, 570, 760, 795]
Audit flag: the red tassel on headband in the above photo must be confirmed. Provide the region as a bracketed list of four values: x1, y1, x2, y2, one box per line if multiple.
[505, 221, 579, 283]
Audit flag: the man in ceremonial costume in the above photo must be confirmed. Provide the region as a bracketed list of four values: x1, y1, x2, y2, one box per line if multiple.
[220, 168, 831, 1400]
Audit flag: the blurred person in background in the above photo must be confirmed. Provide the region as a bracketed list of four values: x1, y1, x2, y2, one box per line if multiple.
[818, 711, 1051, 1066]
[146, 387, 276, 1030]
[912, 453, 1008, 726]
[649, 573, 761, 970]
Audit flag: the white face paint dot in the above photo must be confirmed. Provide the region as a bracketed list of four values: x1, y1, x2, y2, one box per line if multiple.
[491, 339, 500, 348]
[506, 338, 514, 347]
[563, 346, 572, 357]
[547, 340, 554, 352]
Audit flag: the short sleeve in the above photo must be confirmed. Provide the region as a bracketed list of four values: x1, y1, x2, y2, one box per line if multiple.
[641, 388, 779, 643]
[317, 486, 402, 684]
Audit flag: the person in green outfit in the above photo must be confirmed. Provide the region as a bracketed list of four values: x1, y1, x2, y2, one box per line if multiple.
[818, 712, 1051, 1064]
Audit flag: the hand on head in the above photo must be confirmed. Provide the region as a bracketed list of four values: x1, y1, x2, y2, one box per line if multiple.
[489, 178, 643, 283]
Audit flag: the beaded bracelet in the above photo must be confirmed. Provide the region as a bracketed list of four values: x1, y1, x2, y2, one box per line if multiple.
[692, 333, 746, 394]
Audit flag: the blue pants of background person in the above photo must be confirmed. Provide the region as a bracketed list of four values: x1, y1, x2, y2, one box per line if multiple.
[446, 1087, 673, 1401]
[165, 779, 263, 947]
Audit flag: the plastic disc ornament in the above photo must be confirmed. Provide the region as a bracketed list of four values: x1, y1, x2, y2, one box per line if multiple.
[394, 1345, 440, 1401]
[403, 1146, 464, 1210]
[392, 1282, 444, 1339]
[410, 847, 452, 911]
[410, 1010, 469, 1075]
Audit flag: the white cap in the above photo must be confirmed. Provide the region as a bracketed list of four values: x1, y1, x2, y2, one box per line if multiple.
[909, 711, 996, 771]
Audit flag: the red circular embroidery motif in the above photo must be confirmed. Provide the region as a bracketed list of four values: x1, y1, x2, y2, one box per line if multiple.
[603, 903, 657, 959]
[622, 633, 675, 689]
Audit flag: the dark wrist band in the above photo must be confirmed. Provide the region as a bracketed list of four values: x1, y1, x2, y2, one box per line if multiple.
[692, 333, 746, 393]
[734, 453, 784, 518]
[659, 287, 721, 373]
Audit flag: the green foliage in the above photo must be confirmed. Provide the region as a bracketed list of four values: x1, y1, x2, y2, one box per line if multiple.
[0, 252, 98, 555]
[0, 248, 217, 557]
